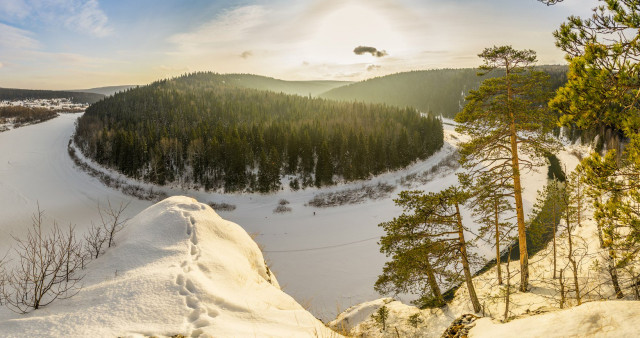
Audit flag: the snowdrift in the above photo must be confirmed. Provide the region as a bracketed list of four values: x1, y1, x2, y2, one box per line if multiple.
[0, 196, 336, 337]
[471, 300, 640, 338]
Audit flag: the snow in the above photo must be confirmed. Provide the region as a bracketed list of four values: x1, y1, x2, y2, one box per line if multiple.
[0, 196, 337, 337]
[329, 139, 640, 337]
[0, 113, 590, 323]
[471, 301, 640, 338]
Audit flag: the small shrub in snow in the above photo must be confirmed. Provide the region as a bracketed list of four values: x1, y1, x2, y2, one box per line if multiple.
[273, 205, 292, 213]
[308, 182, 395, 208]
[278, 199, 289, 205]
[399, 151, 460, 188]
[208, 202, 236, 212]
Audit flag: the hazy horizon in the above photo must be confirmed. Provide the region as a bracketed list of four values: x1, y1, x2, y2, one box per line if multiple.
[0, 0, 597, 90]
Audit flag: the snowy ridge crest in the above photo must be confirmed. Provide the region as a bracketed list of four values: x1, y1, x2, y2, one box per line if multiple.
[0, 196, 335, 337]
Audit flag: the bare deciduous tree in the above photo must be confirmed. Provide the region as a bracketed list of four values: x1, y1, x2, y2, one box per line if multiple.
[84, 221, 107, 260]
[98, 200, 130, 248]
[2, 206, 84, 313]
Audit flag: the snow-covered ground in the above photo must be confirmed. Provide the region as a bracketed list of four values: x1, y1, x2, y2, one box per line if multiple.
[0, 196, 337, 337]
[0, 114, 565, 321]
[471, 300, 640, 338]
[328, 138, 640, 337]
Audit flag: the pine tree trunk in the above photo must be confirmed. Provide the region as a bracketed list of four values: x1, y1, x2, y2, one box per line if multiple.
[553, 200, 557, 279]
[456, 203, 481, 313]
[495, 199, 502, 285]
[424, 253, 445, 306]
[505, 60, 529, 292]
[603, 222, 623, 299]
[559, 269, 565, 309]
[504, 246, 512, 321]
[608, 247, 624, 299]
[510, 120, 529, 292]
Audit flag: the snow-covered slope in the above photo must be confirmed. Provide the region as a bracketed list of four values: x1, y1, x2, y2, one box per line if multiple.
[329, 140, 640, 337]
[471, 300, 640, 338]
[0, 196, 337, 337]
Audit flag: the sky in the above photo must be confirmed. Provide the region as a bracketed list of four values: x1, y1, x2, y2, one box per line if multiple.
[0, 0, 599, 90]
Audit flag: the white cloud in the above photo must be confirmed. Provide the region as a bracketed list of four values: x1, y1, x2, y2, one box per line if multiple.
[0, 61, 3, 68]
[65, 0, 112, 37]
[169, 5, 268, 55]
[0, 0, 30, 19]
[0, 23, 39, 50]
[1, 0, 112, 38]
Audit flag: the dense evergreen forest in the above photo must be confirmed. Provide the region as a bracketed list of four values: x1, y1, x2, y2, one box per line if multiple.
[74, 72, 443, 193]
[0, 88, 104, 104]
[320, 66, 568, 118]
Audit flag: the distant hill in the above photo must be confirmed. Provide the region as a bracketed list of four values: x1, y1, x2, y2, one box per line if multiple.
[76, 85, 137, 97]
[76, 76, 350, 98]
[219, 74, 351, 97]
[320, 66, 568, 118]
[0, 88, 104, 104]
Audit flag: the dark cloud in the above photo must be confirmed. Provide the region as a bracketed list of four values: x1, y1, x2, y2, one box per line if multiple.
[353, 46, 388, 57]
[240, 50, 253, 59]
[367, 64, 381, 71]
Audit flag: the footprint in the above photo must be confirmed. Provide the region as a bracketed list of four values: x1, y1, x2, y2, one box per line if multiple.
[177, 203, 200, 211]
[193, 318, 210, 328]
[176, 274, 185, 286]
[179, 287, 190, 296]
[190, 233, 198, 245]
[191, 328, 203, 337]
[188, 308, 202, 322]
[186, 296, 199, 309]
[185, 279, 196, 293]
[206, 306, 219, 317]
[190, 216, 196, 225]
[191, 245, 198, 256]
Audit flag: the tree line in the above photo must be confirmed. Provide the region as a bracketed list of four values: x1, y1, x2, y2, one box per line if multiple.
[0, 106, 58, 127]
[74, 72, 444, 193]
[0, 88, 104, 104]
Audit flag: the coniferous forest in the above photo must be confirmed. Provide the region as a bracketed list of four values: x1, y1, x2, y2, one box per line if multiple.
[320, 66, 568, 118]
[74, 72, 444, 193]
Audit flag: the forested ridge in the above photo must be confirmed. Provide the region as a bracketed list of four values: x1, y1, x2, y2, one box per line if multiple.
[0, 88, 104, 104]
[320, 66, 568, 118]
[74, 72, 443, 193]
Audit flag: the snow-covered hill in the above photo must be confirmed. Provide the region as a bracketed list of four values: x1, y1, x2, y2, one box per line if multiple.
[0, 196, 337, 337]
[471, 300, 640, 338]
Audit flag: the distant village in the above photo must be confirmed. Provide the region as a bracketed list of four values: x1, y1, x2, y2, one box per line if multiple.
[0, 98, 89, 112]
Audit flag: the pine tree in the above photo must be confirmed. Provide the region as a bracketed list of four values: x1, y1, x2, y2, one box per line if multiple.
[551, 1, 640, 158]
[582, 151, 625, 298]
[377, 187, 481, 312]
[455, 46, 561, 291]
